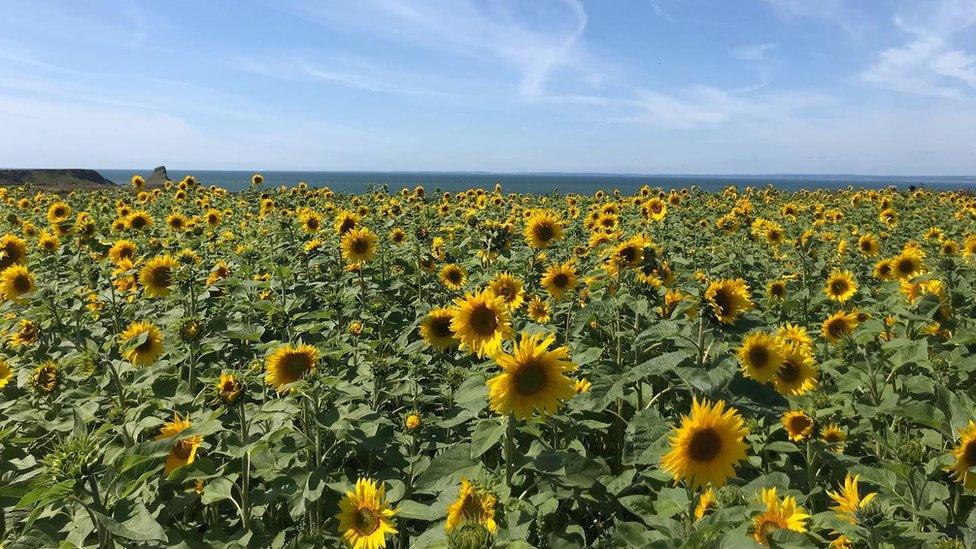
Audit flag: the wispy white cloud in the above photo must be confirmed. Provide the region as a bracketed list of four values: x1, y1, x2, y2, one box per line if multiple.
[731, 43, 778, 61]
[860, 0, 976, 99]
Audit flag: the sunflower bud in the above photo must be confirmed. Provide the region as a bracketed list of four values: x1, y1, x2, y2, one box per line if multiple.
[448, 521, 492, 549]
[43, 433, 101, 485]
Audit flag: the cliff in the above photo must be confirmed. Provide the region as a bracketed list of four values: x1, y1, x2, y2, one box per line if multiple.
[0, 169, 118, 191]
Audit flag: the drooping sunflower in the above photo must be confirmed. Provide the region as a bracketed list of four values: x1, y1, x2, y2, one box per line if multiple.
[540, 262, 578, 300]
[119, 321, 165, 365]
[661, 398, 749, 489]
[946, 421, 976, 490]
[419, 307, 458, 350]
[31, 360, 60, 394]
[524, 210, 564, 249]
[486, 332, 576, 419]
[139, 255, 177, 297]
[335, 478, 398, 549]
[9, 319, 39, 347]
[574, 377, 591, 394]
[751, 488, 810, 546]
[0, 358, 13, 390]
[821, 310, 859, 343]
[824, 270, 857, 303]
[820, 423, 847, 452]
[737, 332, 787, 383]
[773, 345, 818, 396]
[37, 231, 59, 252]
[0, 265, 35, 300]
[445, 480, 498, 534]
[450, 290, 513, 358]
[527, 295, 550, 323]
[704, 278, 753, 324]
[439, 263, 468, 291]
[781, 411, 814, 442]
[0, 234, 28, 270]
[488, 272, 525, 310]
[340, 227, 378, 264]
[827, 474, 877, 524]
[265, 344, 318, 392]
[156, 413, 202, 475]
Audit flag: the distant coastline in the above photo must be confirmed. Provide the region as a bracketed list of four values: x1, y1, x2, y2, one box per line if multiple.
[4, 168, 975, 194]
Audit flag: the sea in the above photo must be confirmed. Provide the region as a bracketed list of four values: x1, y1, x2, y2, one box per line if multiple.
[99, 170, 976, 195]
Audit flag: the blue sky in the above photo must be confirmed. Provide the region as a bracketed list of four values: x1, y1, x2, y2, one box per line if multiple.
[1, 0, 975, 174]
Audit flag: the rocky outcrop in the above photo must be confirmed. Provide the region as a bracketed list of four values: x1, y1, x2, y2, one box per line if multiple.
[146, 166, 169, 188]
[0, 169, 117, 191]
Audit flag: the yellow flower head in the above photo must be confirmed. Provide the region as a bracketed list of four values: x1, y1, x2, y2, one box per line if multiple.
[661, 398, 749, 489]
[486, 332, 576, 419]
[335, 478, 398, 549]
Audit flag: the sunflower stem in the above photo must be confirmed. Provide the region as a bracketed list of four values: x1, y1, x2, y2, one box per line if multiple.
[505, 414, 516, 489]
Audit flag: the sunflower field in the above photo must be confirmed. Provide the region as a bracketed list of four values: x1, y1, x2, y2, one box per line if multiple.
[2, 177, 976, 549]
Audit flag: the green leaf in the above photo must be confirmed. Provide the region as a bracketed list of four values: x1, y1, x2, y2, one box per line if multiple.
[470, 418, 505, 459]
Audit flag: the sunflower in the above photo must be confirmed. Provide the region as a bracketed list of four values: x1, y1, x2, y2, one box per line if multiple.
[643, 197, 667, 221]
[265, 344, 318, 392]
[946, 421, 976, 490]
[166, 213, 189, 231]
[216, 373, 243, 405]
[206, 260, 231, 286]
[37, 231, 59, 252]
[661, 398, 749, 489]
[527, 296, 550, 323]
[767, 279, 787, 300]
[773, 345, 818, 396]
[489, 332, 575, 418]
[390, 228, 406, 245]
[450, 290, 513, 358]
[445, 480, 498, 534]
[524, 210, 564, 249]
[857, 234, 879, 256]
[156, 413, 202, 475]
[439, 264, 468, 291]
[31, 360, 60, 394]
[871, 258, 894, 280]
[574, 377, 591, 394]
[704, 279, 753, 324]
[0, 358, 13, 390]
[892, 249, 925, 279]
[737, 332, 787, 383]
[340, 227, 378, 264]
[695, 488, 717, 520]
[821, 310, 859, 343]
[0, 234, 28, 270]
[751, 488, 809, 546]
[119, 321, 165, 365]
[488, 272, 524, 310]
[9, 319, 39, 347]
[0, 265, 35, 300]
[820, 423, 847, 452]
[46, 201, 71, 224]
[824, 270, 857, 303]
[827, 474, 877, 524]
[419, 307, 458, 349]
[126, 211, 153, 230]
[540, 262, 578, 300]
[781, 411, 814, 442]
[776, 323, 812, 351]
[335, 478, 398, 549]
[334, 210, 360, 235]
[139, 255, 176, 297]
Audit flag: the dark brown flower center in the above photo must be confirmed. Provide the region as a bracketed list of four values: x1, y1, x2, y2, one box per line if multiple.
[172, 439, 194, 459]
[12, 274, 31, 293]
[712, 290, 732, 315]
[688, 428, 722, 461]
[151, 266, 171, 288]
[778, 360, 800, 383]
[352, 507, 380, 534]
[284, 353, 312, 380]
[534, 224, 554, 243]
[748, 345, 770, 368]
[432, 317, 453, 338]
[830, 279, 848, 295]
[552, 273, 569, 288]
[789, 415, 812, 433]
[964, 440, 976, 466]
[515, 361, 547, 396]
[469, 304, 498, 336]
[351, 238, 369, 255]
